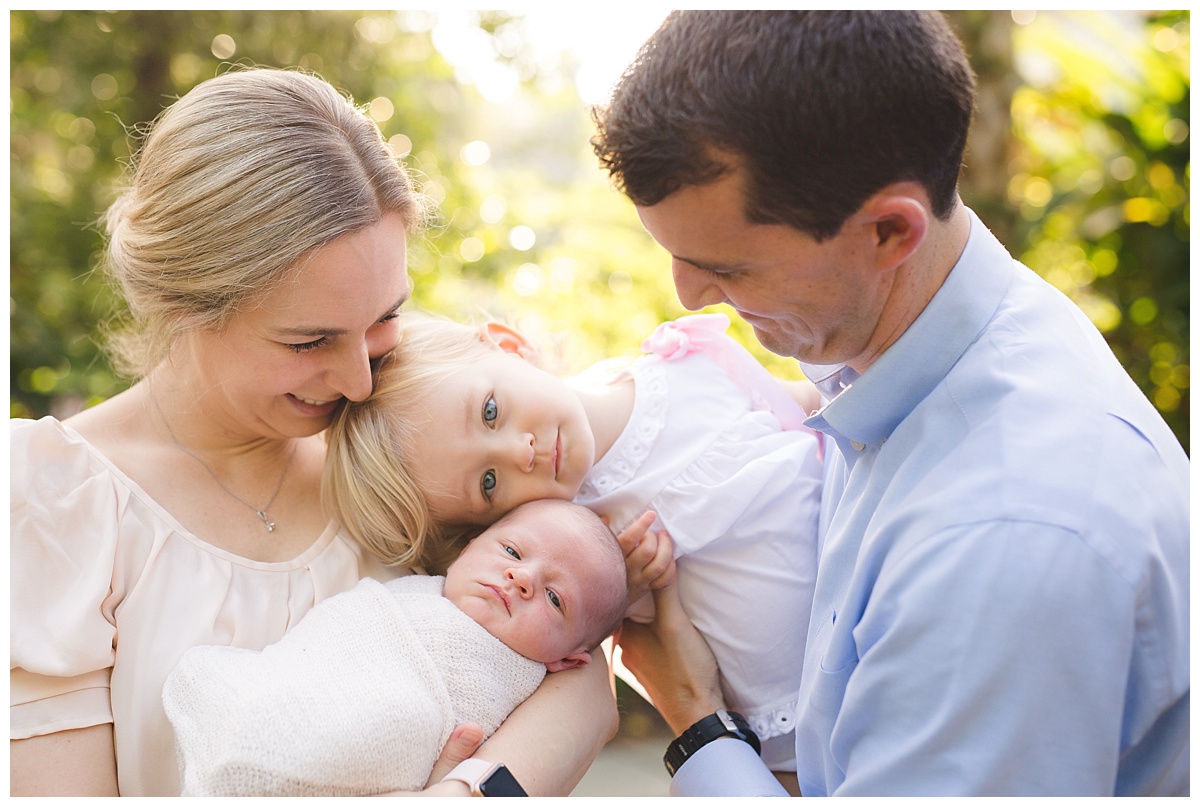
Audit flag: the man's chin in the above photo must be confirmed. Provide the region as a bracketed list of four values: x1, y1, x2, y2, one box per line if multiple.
[749, 323, 802, 360]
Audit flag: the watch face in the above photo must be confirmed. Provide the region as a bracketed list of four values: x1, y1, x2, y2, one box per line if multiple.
[479, 764, 527, 797]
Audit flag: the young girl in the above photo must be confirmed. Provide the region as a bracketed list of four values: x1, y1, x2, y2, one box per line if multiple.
[325, 310, 824, 774]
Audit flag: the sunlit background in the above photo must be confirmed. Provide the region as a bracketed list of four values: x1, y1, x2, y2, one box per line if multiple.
[10, 10, 1189, 453]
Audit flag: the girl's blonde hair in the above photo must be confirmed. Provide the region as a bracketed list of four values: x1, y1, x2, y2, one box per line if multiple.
[101, 66, 427, 378]
[323, 312, 498, 570]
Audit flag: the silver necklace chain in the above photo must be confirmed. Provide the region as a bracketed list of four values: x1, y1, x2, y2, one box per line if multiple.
[148, 387, 297, 532]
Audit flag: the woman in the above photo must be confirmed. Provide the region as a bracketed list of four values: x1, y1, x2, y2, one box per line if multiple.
[9, 68, 617, 796]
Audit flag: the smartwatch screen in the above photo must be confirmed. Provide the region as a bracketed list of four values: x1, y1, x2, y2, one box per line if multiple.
[480, 764, 528, 797]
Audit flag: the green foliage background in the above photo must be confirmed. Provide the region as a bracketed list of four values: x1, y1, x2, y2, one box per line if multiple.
[9, 10, 1190, 452]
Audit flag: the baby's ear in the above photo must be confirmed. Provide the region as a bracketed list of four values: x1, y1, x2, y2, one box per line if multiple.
[544, 648, 592, 673]
[479, 321, 540, 363]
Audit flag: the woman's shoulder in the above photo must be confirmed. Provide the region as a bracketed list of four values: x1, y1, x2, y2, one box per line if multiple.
[12, 415, 112, 491]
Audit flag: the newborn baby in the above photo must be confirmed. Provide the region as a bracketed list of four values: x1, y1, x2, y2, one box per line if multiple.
[162, 499, 627, 796]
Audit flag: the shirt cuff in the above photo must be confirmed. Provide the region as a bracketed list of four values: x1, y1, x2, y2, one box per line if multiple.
[668, 737, 789, 797]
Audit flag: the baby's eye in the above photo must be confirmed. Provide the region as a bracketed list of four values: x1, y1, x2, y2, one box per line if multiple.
[546, 590, 562, 610]
[483, 396, 498, 427]
[482, 470, 497, 500]
[504, 545, 520, 560]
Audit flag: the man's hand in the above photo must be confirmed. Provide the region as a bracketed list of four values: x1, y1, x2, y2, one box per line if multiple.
[616, 578, 724, 734]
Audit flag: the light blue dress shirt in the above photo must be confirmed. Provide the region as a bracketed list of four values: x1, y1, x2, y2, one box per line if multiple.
[671, 209, 1189, 796]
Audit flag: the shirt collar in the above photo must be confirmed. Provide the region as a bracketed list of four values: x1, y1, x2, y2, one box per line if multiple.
[802, 208, 1013, 447]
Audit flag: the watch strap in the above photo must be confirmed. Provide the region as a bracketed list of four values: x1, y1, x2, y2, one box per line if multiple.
[441, 758, 498, 795]
[663, 708, 762, 777]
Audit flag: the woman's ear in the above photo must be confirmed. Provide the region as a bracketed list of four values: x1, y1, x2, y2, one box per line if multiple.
[544, 648, 592, 673]
[480, 321, 540, 363]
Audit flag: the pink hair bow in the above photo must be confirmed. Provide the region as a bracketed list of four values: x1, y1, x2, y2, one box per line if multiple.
[642, 314, 822, 452]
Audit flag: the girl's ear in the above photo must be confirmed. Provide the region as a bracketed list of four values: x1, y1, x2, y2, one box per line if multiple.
[544, 648, 592, 673]
[480, 321, 540, 363]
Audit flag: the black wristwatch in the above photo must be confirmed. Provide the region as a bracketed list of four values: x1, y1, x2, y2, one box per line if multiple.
[441, 759, 528, 796]
[663, 708, 762, 776]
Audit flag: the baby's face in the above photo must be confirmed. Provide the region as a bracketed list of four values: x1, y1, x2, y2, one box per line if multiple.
[444, 501, 622, 671]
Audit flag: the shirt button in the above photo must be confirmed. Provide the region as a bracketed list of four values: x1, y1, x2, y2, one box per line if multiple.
[850, 440, 866, 451]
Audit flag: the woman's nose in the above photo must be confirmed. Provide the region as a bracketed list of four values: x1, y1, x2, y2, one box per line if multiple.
[331, 342, 375, 402]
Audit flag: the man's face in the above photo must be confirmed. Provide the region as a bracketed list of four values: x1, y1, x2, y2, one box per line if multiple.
[635, 167, 891, 370]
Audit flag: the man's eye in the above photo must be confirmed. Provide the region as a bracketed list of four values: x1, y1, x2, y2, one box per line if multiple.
[483, 396, 498, 426]
[546, 590, 562, 610]
[482, 470, 497, 500]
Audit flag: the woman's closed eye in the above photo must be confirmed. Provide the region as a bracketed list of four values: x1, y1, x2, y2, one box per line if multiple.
[287, 336, 330, 354]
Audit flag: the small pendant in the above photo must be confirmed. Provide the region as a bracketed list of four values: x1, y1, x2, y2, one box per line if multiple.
[256, 510, 276, 532]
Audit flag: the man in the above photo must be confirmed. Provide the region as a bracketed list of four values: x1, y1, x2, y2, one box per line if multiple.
[593, 10, 1189, 796]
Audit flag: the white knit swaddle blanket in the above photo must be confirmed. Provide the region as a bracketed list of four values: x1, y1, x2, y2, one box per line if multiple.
[162, 575, 546, 796]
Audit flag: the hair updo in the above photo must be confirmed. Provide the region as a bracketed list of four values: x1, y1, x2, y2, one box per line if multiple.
[101, 67, 425, 378]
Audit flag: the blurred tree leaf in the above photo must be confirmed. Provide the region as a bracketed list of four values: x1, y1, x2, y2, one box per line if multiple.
[10, 10, 1189, 455]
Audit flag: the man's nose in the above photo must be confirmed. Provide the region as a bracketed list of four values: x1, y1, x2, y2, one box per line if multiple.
[672, 260, 726, 311]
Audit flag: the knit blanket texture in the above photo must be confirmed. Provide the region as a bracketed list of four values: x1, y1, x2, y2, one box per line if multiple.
[162, 575, 546, 795]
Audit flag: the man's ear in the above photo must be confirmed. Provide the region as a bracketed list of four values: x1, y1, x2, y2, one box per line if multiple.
[544, 648, 592, 673]
[480, 321, 540, 362]
[859, 183, 929, 273]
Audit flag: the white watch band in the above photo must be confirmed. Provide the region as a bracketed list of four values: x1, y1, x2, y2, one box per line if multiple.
[441, 758, 498, 794]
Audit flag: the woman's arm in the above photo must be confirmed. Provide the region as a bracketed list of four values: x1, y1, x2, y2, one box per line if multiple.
[10, 725, 120, 796]
[470, 650, 618, 796]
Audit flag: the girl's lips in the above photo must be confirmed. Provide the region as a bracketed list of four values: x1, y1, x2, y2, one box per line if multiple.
[553, 432, 561, 478]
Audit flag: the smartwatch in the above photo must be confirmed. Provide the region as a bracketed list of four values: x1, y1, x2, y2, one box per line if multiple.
[441, 758, 528, 797]
[663, 708, 762, 777]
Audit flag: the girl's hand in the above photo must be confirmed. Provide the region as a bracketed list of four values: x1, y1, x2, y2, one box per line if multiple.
[613, 511, 676, 603]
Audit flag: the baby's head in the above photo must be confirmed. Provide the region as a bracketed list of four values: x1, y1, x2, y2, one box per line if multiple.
[323, 311, 594, 571]
[443, 499, 627, 671]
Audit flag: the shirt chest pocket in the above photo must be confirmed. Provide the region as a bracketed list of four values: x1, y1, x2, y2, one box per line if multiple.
[808, 608, 859, 717]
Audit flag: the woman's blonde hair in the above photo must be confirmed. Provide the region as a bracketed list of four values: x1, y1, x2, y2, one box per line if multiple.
[323, 312, 499, 570]
[101, 66, 426, 378]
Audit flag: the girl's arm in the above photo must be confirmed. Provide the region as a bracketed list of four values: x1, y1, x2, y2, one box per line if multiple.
[778, 378, 822, 415]
[10, 725, 120, 796]
[468, 650, 618, 795]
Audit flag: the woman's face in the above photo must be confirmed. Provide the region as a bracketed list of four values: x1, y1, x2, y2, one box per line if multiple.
[184, 213, 411, 440]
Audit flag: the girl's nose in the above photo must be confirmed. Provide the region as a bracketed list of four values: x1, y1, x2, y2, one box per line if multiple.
[510, 433, 535, 472]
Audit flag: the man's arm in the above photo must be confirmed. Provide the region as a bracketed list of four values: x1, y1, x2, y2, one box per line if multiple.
[617, 581, 787, 796]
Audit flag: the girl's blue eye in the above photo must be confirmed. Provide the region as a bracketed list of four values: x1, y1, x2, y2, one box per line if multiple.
[482, 470, 497, 499]
[504, 545, 520, 559]
[483, 396, 498, 426]
[547, 590, 562, 610]
[287, 337, 329, 354]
